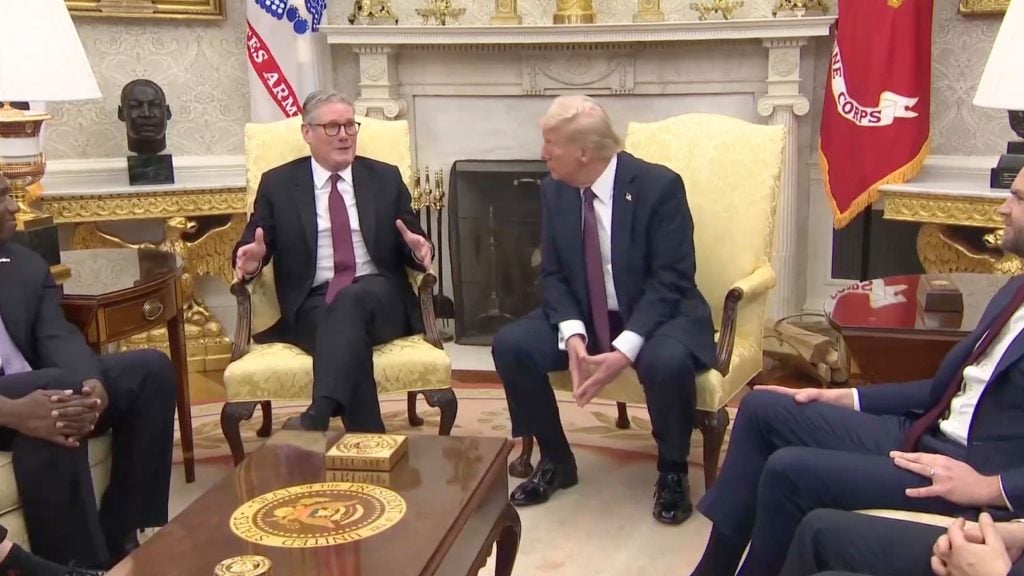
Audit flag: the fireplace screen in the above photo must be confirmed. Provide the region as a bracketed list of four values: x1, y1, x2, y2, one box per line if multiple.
[449, 160, 548, 345]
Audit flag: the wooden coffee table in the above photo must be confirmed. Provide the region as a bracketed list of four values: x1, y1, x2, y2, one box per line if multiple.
[825, 273, 1008, 383]
[107, 433, 520, 576]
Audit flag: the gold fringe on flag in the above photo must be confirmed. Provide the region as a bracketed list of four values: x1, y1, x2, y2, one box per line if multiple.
[821, 136, 931, 229]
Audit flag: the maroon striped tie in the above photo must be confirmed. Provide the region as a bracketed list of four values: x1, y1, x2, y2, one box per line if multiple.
[900, 282, 1024, 451]
[325, 173, 357, 304]
[583, 187, 611, 353]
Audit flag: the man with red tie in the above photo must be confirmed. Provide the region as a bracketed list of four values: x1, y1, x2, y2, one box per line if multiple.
[492, 95, 716, 524]
[691, 169, 1024, 576]
[233, 90, 432, 432]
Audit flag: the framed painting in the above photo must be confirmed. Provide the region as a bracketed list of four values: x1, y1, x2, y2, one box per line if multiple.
[959, 0, 1009, 14]
[66, 0, 225, 20]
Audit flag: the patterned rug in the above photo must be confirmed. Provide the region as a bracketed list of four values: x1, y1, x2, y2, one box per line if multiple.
[175, 387, 734, 468]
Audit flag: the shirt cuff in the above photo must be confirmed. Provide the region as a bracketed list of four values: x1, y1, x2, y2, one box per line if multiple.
[851, 388, 862, 412]
[612, 330, 645, 364]
[1002, 476, 1015, 511]
[558, 320, 587, 351]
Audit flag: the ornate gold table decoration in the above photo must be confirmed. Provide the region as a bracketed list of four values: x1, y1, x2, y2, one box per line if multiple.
[633, 0, 665, 22]
[553, 0, 597, 24]
[39, 180, 247, 372]
[690, 0, 744, 20]
[348, 0, 399, 25]
[490, 0, 522, 24]
[415, 0, 466, 25]
[880, 171, 1017, 275]
[772, 0, 829, 17]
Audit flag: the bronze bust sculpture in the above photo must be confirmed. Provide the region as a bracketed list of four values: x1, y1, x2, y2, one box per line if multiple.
[117, 79, 172, 156]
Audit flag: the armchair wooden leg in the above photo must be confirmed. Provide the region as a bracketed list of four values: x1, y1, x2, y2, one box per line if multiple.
[221, 401, 259, 466]
[615, 402, 630, 429]
[696, 407, 730, 489]
[407, 391, 424, 427]
[256, 400, 273, 438]
[421, 388, 458, 436]
[508, 436, 535, 478]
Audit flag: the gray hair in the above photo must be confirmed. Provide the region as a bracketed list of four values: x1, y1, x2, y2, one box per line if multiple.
[301, 90, 353, 123]
[539, 95, 622, 159]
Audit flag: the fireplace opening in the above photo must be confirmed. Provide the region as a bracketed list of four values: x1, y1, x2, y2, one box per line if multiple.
[449, 160, 548, 345]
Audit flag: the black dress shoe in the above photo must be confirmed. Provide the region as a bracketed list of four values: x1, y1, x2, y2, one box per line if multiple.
[67, 568, 105, 575]
[509, 456, 578, 506]
[107, 530, 140, 568]
[283, 409, 329, 431]
[653, 472, 693, 525]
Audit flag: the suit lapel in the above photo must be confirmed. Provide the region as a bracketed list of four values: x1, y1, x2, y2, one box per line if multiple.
[351, 157, 378, 261]
[0, 244, 27, 350]
[610, 152, 635, 309]
[294, 157, 317, 254]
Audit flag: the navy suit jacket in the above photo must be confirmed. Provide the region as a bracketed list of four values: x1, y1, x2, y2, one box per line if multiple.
[538, 151, 715, 367]
[858, 275, 1024, 509]
[0, 242, 101, 388]
[233, 155, 428, 336]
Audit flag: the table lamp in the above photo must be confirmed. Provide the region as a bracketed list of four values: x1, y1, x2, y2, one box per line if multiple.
[0, 0, 102, 270]
[974, 0, 1024, 189]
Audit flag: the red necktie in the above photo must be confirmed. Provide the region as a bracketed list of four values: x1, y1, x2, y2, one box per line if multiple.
[901, 282, 1024, 451]
[583, 188, 611, 353]
[325, 173, 357, 304]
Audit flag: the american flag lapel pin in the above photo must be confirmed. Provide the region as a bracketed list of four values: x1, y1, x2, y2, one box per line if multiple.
[625, 192, 633, 202]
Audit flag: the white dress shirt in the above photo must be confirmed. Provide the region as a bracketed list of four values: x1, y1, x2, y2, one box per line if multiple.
[556, 155, 645, 362]
[310, 158, 378, 286]
[850, 301, 1024, 509]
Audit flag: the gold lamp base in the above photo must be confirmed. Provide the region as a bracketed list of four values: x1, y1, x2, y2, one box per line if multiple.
[0, 103, 61, 265]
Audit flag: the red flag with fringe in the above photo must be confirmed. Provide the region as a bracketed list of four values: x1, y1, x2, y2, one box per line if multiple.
[821, 0, 933, 228]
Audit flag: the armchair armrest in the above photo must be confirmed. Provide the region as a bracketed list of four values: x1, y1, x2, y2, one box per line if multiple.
[408, 268, 442, 350]
[230, 278, 254, 362]
[715, 265, 777, 375]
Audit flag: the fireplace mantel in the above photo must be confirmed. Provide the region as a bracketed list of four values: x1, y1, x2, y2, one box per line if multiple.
[322, 18, 834, 46]
[321, 17, 836, 318]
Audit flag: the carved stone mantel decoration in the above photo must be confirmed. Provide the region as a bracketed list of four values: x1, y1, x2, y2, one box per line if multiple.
[322, 17, 836, 318]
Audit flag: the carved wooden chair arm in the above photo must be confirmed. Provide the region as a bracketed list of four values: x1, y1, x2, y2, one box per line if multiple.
[409, 268, 442, 350]
[715, 265, 777, 375]
[229, 278, 255, 362]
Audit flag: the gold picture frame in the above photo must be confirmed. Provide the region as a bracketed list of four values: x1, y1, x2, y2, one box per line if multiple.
[66, 0, 225, 20]
[959, 0, 1009, 14]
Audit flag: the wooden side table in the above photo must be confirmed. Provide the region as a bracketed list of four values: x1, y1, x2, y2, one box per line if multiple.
[825, 273, 1009, 384]
[59, 248, 195, 483]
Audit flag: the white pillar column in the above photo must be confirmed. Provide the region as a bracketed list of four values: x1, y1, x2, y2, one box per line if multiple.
[353, 45, 407, 119]
[758, 38, 810, 319]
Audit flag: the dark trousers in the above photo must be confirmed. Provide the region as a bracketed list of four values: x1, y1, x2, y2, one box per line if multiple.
[0, 349, 176, 568]
[287, 275, 409, 432]
[780, 509, 943, 576]
[697, 390, 981, 576]
[492, 309, 699, 474]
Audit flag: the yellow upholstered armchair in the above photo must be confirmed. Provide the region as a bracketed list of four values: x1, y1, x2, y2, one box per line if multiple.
[509, 113, 785, 489]
[220, 116, 455, 464]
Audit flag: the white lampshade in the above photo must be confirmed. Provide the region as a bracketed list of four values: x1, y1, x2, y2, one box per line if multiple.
[0, 0, 101, 102]
[974, 0, 1024, 110]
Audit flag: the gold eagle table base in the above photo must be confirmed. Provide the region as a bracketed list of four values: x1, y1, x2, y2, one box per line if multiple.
[71, 216, 245, 372]
[916, 223, 1023, 276]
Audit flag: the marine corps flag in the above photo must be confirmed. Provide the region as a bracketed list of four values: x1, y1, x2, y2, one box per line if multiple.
[821, 0, 933, 228]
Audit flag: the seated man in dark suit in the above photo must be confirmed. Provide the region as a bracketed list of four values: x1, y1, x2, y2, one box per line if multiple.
[492, 95, 716, 525]
[233, 90, 432, 432]
[0, 521, 105, 576]
[691, 168, 1024, 576]
[0, 174, 177, 570]
[781, 508, 1022, 576]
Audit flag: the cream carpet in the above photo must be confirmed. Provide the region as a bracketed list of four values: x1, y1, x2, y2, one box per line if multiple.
[165, 388, 730, 575]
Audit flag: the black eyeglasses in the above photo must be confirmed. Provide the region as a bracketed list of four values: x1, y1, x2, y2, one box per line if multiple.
[308, 121, 360, 137]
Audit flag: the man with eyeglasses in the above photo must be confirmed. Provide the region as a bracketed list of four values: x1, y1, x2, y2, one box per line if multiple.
[232, 90, 432, 432]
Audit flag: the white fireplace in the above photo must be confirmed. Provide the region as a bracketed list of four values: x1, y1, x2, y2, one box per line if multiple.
[324, 18, 835, 319]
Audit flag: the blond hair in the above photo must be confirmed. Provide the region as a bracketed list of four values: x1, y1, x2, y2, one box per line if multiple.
[539, 95, 622, 159]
